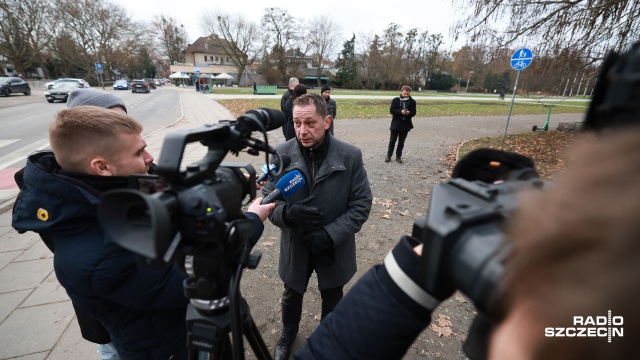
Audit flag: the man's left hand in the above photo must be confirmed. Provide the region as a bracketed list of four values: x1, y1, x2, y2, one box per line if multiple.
[301, 229, 333, 253]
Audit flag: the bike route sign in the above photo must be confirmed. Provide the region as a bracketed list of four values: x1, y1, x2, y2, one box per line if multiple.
[510, 48, 533, 70]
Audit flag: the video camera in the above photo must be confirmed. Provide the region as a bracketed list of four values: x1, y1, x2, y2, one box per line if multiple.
[411, 42, 640, 360]
[98, 108, 287, 360]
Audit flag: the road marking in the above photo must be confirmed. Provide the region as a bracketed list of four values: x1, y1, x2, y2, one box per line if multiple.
[0, 139, 20, 148]
[0, 139, 50, 170]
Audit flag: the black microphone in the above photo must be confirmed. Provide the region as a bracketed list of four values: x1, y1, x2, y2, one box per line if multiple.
[237, 108, 287, 132]
[261, 170, 305, 204]
[256, 154, 291, 184]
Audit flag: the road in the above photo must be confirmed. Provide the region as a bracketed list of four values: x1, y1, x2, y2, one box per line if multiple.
[0, 85, 180, 171]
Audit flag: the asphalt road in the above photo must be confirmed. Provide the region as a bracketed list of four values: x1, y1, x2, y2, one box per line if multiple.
[0, 85, 180, 170]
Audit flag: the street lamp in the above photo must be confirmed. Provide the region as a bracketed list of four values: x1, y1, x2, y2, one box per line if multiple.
[465, 71, 474, 92]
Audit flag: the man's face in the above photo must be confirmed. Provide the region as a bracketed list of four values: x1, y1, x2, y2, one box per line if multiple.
[401, 89, 411, 98]
[293, 104, 330, 148]
[322, 90, 331, 100]
[289, 81, 299, 90]
[107, 132, 154, 176]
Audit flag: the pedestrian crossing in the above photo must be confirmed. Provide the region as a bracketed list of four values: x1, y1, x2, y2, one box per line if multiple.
[0, 138, 50, 170]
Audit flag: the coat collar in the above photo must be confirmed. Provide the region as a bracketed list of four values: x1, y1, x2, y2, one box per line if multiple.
[284, 134, 346, 185]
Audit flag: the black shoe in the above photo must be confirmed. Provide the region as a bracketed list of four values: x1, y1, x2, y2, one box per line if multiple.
[396, 157, 403, 163]
[274, 335, 294, 360]
[385, 156, 391, 163]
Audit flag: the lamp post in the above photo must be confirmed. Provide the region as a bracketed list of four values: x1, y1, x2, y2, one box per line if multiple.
[465, 70, 474, 92]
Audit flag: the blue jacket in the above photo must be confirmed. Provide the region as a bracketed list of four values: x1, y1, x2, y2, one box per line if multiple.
[12, 152, 197, 359]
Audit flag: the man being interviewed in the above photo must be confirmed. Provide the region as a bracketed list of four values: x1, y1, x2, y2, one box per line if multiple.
[262, 94, 373, 360]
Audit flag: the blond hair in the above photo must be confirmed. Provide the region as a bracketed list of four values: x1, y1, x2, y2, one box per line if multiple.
[49, 106, 143, 173]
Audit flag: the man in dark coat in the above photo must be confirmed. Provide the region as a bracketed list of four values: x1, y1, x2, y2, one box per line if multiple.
[320, 84, 336, 135]
[12, 106, 273, 360]
[386, 85, 417, 163]
[280, 77, 299, 138]
[262, 94, 373, 360]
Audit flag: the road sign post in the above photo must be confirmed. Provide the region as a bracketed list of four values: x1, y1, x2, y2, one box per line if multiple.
[502, 48, 533, 143]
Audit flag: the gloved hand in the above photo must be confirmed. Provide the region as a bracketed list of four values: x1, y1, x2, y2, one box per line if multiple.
[284, 196, 324, 229]
[300, 229, 333, 253]
[301, 229, 334, 266]
[384, 235, 456, 311]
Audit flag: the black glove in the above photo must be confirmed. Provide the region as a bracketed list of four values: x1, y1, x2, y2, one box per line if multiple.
[301, 229, 334, 266]
[284, 196, 324, 229]
[300, 229, 333, 253]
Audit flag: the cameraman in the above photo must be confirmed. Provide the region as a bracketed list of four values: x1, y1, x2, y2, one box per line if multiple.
[296, 129, 639, 358]
[12, 106, 274, 360]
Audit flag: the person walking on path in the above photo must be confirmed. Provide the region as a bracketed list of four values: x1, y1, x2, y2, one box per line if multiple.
[386, 85, 417, 163]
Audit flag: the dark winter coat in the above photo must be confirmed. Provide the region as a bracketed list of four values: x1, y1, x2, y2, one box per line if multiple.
[262, 135, 373, 294]
[295, 236, 433, 360]
[12, 152, 188, 360]
[325, 97, 336, 135]
[389, 95, 417, 132]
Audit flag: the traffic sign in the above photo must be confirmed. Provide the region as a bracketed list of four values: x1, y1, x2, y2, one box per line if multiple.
[510, 48, 533, 70]
[95, 63, 103, 70]
[194, 68, 201, 73]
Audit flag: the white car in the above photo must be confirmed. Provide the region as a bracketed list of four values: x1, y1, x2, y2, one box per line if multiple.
[46, 78, 90, 90]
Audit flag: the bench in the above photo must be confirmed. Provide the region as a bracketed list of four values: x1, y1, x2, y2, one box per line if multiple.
[254, 85, 278, 95]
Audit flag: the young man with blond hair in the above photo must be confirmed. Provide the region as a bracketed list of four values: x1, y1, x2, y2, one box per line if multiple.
[13, 106, 273, 359]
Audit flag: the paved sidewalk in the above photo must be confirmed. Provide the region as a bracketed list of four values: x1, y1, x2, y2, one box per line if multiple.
[0, 87, 253, 360]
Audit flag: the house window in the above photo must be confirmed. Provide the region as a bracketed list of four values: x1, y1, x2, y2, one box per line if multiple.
[204, 56, 208, 61]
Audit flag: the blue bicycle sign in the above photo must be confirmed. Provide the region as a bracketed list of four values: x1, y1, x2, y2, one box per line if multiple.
[511, 48, 533, 70]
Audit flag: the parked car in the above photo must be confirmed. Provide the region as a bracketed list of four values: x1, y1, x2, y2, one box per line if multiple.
[44, 82, 84, 103]
[154, 78, 164, 86]
[113, 79, 130, 90]
[0, 76, 31, 96]
[46, 78, 90, 90]
[131, 80, 151, 93]
[143, 78, 156, 89]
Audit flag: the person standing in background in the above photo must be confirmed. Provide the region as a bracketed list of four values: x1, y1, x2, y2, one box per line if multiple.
[320, 85, 336, 135]
[386, 85, 417, 164]
[281, 77, 300, 138]
[284, 84, 308, 141]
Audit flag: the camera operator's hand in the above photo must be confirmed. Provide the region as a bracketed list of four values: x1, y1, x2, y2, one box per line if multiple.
[284, 196, 324, 229]
[247, 197, 275, 222]
[385, 236, 455, 310]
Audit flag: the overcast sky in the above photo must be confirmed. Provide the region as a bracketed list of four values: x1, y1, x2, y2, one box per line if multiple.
[110, 0, 466, 53]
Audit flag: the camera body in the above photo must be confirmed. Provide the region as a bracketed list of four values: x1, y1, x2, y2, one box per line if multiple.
[412, 177, 549, 314]
[98, 108, 286, 300]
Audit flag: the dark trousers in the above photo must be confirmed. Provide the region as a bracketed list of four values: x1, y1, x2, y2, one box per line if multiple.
[387, 130, 409, 158]
[281, 254, 344, 338]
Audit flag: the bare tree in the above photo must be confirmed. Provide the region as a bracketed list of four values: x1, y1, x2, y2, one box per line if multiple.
[307, 15, 342, 87]
[201, 10, 265, 84]
[54, 0, 136, 81]
[0, 0, 54, 77]
[261, 7, 311, 83]
[152, 16, 187, 65]
[452, 0, 640, 60]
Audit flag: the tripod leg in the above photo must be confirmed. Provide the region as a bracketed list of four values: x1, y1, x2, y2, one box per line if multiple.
[240, 298, 272, 360]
